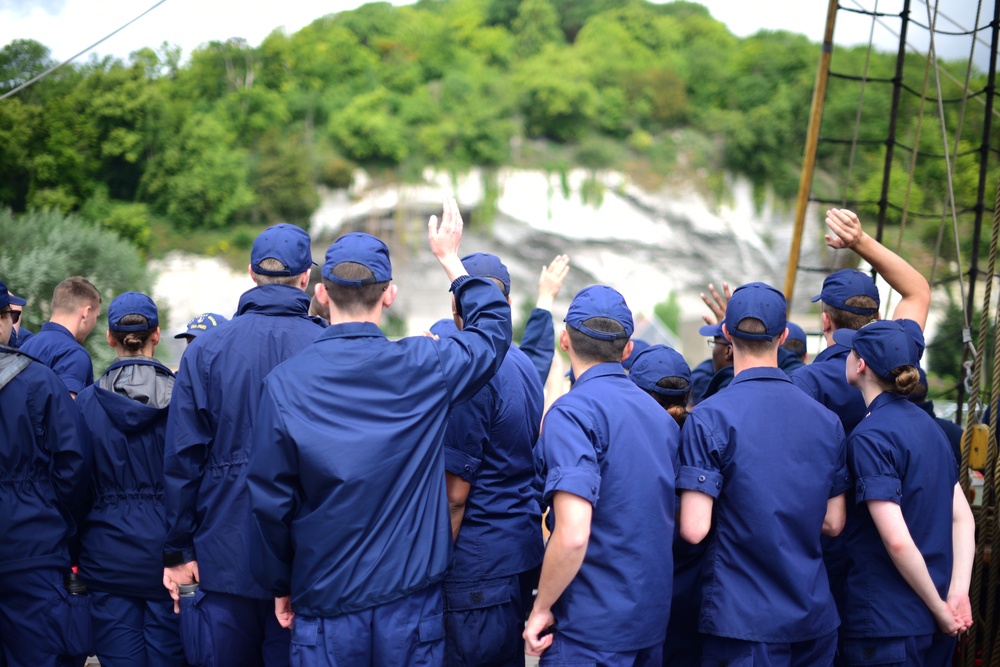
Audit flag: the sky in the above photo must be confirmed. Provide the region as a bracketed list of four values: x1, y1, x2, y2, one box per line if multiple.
[0, 0, 992, 71]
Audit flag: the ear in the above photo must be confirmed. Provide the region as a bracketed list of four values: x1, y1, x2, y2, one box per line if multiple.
[820, 311, 832, 334]
[248, 264, 255, 279]
[721, 323, 732, 342]
[621, 340, 634, 363]
[559, 329, 570, 352]
[105, 329, 116, 349]
[151, 327, 161, 345]
[297, 271, 310, 291]
[382, 284, 398, 308]
[315, 282, 330, 307]
[777, 327, 789, 346]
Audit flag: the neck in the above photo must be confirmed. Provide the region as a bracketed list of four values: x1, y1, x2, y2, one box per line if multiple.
[50, 313, 82, 341]
[732, 348, 778, 375]
[569, 358, 604, 380]
[327, 308, 382, 327]
[857, 376, 887, 407]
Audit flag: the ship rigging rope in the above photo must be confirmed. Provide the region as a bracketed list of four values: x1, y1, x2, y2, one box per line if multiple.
[0, 0, 168, 102]
[842, 0, 881, 207]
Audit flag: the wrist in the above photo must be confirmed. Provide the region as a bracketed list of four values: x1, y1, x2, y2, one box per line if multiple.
[536, 296, 554, 311]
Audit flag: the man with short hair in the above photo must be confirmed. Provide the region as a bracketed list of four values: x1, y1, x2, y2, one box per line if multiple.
[0, 278, 93, 666]
[524, 285, 677, 664]
[162, 223, 324, 667]
[20, 276, 101, 397]
[442, 252, 545, 667]
[677, 282, 849, 666]
[173, 313, 228, 347]
[247, 199, 512, 666]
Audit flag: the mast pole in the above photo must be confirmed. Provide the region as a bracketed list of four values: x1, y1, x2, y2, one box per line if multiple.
[784, 0, 839, 306]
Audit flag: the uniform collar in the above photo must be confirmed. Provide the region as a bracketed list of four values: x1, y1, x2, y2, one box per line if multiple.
[317, 321, 386, 341]
[573, 361, 626, 387]
[236, 284, 310, 317]
[865, 390, 907, 415]
[814, 342, 850, 363]
[730, 365, 791, 386]
[39, 321, 76, 339]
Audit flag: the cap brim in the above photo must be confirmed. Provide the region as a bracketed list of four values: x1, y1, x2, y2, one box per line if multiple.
[174, 331, 196, 340]
[7, 295, 26, 306]
[698, 324, 722, 336]
[832, 328, 857, 348]
[810, 294, 822, 303]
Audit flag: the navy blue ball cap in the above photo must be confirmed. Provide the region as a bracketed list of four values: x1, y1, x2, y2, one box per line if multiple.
[833, 319, 925, 381]
[251, 223, 315, 277]
[0, 279, 26, 310]
[811, 269, 880, 315]
[174, 312, 228, 339]
[108, 292, 159, 332]
[698, 322, 725, 338]
[322, 233, 393, 286]
[628, 344, 692, 396]
[724, 282, 787, 342]
[785, 321, 807, 347]
[565, 285, 634, 341]
[461, 252, 510, 295]
[622, 338, 650, 371]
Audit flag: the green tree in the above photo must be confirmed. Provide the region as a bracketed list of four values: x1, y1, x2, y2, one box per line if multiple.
[251, 130, 320, 225]
[928, 301, 994, 391]
[0, 207, 154, 372]
[512, 0, 563, 56]
[329, 87, 410, 163]
[515, 45, 598, 141]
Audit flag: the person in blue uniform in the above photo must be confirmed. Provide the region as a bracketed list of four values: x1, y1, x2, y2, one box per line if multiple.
[524, 285, 677, 665]
[442, 252, 545, 667]
[519, 254, 569, 385]
[5, 292, 32, 347]
[173, 313, 228, 347]
[20, 276, 101, 397]
[834, 320, 975, 665]
[247, 199, 512, 666]
[783, 321, 809, 361]
[677, 282, 849, 666]
[0, 278, 93, 667]
[162, 223, 324, 667]
[627, 343, 690, 427]
[75, 292, 185, 667]
[909, 367, 964, 467]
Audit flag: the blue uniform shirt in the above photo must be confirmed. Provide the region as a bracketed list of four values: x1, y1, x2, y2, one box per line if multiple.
[519, 307, 555, 386]
[678, 367, 849, 643]
[444, 343, 544, 582]
[163, 285, 324, 598]
[76, 357, 175, 600]
[19, 322, 94, 394]
[0, 346, 92, 576]
[8, 326, 33, 348]
[791, 343, 866, 434]
[535, 362, 677, 652]
[690, 358, 714, 403]
[247, 277, 512, 617]
[842, 392, 958, 638]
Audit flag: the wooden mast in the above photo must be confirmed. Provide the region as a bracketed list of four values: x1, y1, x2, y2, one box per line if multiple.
[783, 0, 839, 308]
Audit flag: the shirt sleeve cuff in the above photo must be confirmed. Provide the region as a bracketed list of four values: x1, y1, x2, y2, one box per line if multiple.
[676, 465, 723, 499]
[831, 465, 852, 497]
[855, 475, 902, 504]
[445, 447, 482, 482]
[542, 466, 601, 508]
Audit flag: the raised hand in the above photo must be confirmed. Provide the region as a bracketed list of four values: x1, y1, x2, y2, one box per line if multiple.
[824, 208, 865, 250]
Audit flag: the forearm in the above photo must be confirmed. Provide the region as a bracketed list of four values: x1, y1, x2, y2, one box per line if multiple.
[851, 230, 929, 325]
[949, 484, 976, 598]
[449, 502, 465, 541]
[877, 518, 948, 615]
[533, 530, 588, 613]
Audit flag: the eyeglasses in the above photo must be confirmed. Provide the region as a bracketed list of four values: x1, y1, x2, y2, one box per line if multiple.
[0, 309, 19, 324]
[707, 338, 731, 348]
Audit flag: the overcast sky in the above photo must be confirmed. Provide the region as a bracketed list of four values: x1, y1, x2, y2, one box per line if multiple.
[0, 0, 991, 70]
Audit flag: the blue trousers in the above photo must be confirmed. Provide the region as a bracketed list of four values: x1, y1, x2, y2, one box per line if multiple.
[91, 592, 186, 667]
[444, 568, 537, 667]
[288, 584, 444, 667]
[179, 589, 289, 667]
[539, 634, 663, 666]
[702, 631, 838, 667]
[839, 633, 957, 666]
[0, 568, 90, 667]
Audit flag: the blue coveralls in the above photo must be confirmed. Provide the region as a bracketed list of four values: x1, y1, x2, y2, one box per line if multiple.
[443, 343, 544, 667]
[7, 326, 32, 348]
[19, 322, 94, 394]
[839, 393, 959, 666]
[677, 367, 849, 666]
[519, 307, 555, 386]
[75, 357, 185, 667]
[163, 285, 324, 667]
[690, 358, 714, 404]
[248, 276, 511, 667]
[0, 345, 92, 667]
[534, 363, 677, 664]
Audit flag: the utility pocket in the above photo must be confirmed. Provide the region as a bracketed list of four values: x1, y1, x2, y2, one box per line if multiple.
[179, 588, 215, 667]
[51, 586, 93, 657]
[840, 637, 906, 666]
[443, 579, 511, 611]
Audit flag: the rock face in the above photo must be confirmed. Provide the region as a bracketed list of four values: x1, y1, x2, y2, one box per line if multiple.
[311, 168, 828, 342]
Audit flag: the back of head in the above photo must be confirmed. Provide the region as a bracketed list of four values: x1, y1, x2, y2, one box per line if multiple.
[622, 338, 650, 371]
[627, 344, 691, 426]
[834, 319, 924, 395]
[564, 285, 634, 364]
[321, 233, 393, 315]
[174, 312, 228, 341]
[724, 282, 787, 356]
[251, 223, 315, 286]
[782, 321, 807, 358]
[813, 269, 879, 331]
[52, 276, 100, 315]
[460, 252, 510, 297]
[108, 292, 159, 354]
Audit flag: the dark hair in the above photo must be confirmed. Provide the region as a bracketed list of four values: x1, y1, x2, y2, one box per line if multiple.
[110, 314, 156, 353]
[567, 317, 629, 364]
[309, 293, 330, 320]
[730, 318, 779, 356]
[645, 376, 690, 427]
[322, 262, 390, 315]
[782, 338, 806, 356]
[52, 276, 100, 314]
[873, 364, 920, 396]
[254, 259, 301, 287]
[824, 296, 879, 331]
